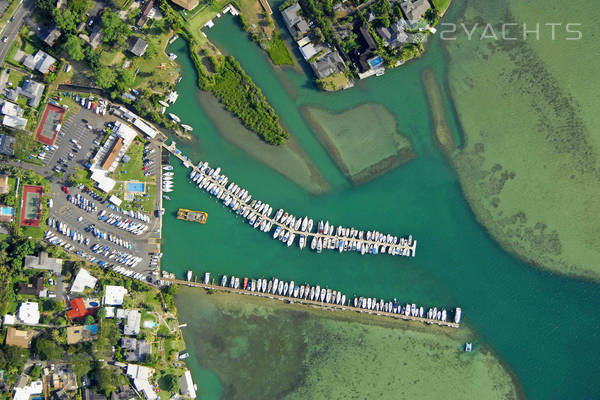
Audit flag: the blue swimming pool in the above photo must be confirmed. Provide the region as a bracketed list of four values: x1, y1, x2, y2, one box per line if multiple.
[89, 301, 99, 307]
[0, 207, 14, 216]
[85, 324, 98, 333]
[127, 182, 145, 193]
[368, 56, 383, 68]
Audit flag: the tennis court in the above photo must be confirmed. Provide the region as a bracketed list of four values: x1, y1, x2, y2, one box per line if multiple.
[20, 185, 43, 227]
[35, 104, 66, 146]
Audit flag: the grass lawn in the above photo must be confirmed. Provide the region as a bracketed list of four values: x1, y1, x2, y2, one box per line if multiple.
[317, 72, 351, 91]
[112, 140, 153, 182]
[113, 181, 156, 214]
[432, 0, 452, 12]
[6, 68, 27, 89]
[186, 0, 233, 42]
[266, 33, 294, 65]
[13, 131, 43, 164]
[70, 168, 105, 198]
[131, 32, 180, 92]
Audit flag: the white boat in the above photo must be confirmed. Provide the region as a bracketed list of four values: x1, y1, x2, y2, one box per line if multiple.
[299, 285, 305, 299]
[311, 237, 317, 250]
[163, 165, 173, 171]
[278, 280, 284, 295]
[181, 124, 193, 132]
[163, 188, 173, 193]
[315, 285, 321, 300]
[159, 100, 170, 107]
[288, 281, 295, 296]
[336, 291, 341, 304]
[275, 209, 283, 221]
[164, 172, 174, 176]
[309, 286, 315, 300]
[299, 235, 305, 250]
[169, 113, 181, 122]
[304, 284, 310, 299]
[186, 270, 192, 281]
[320, 288, 326, 302]
[367, 298, 372, 309]
[454, 307, 462, 324]
[287, 233, 295, 247]
[272, 278, 279, 294]
[326, 289, 332, 303]
[307, 219, 313, 232]
[301, 216, 308, 231]
[341, 295, 346, 305]
[203, 272, 210, 284]
[293, 286, 299, 298]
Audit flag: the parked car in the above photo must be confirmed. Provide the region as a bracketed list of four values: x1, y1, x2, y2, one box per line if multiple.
[62, 186, 69, 194]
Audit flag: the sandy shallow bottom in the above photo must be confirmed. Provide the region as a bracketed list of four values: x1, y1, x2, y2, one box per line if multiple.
[196, 91, 330, 195]
[443, 0, 600, 280]
[302, 104, 415, 185]
[176, 288, 521, 400]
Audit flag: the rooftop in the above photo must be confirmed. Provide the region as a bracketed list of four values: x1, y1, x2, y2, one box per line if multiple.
[5, 327, 37, 348]
[66, 298, 98, 321]
[104, 285, 127, 306]
[0, 133, 16, 156]
[71, 268, 97, 293]
[127, 36, 148, 57]
[17, 301, 40, 325]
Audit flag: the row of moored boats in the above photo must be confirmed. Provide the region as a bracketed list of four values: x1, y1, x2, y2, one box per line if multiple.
[188, 161, 416, 257]
[201, 272, 461, 325]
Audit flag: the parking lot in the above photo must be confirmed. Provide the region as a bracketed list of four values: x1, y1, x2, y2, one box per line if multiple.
[39, 102, 164, 281]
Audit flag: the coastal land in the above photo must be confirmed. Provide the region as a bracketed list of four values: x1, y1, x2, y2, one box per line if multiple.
[176, 287, 521, 400]
[302, 104, 415, 185]
[437, 0, 600, 281]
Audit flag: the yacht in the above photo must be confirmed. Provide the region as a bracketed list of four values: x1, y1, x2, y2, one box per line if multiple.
[203, 272, 210, 284]
[311, 237, 317, 250]
[275, 209, 283, 221]
[341, 295, 346, 306]
[169, 113, 181, 122]
[318, 220, 324, 233]
[317, 237, 322, 253]
[287, 233, 295, 247]
[315, 285, 321, 301]
[186, 270, 193, 281]
[299, 235, 306, 250]
[301, 217, 308, 231]
[220, 275, 227, 287]
[454, 307, 462, 324]
[307, 219, 313, 232]
[335, 291, 341, 304]
[234, 277, 240, 289]
[293, 286, 299, 298]
[304, 284, 310, 299]
[326, 289, 332, 303]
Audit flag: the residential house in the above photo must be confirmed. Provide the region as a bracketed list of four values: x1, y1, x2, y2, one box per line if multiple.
[121, 337, 152, 362]
[22, 50, 57, 74]
[17, 302, 40, 325]
[84, 388, 107, 400]
[54, 389, 69, 400]
[377, 18, 409, 48]
[4, 327, 37, 348]
[281, 3, 310, 39]
[117, 309, 141, 336]
[66, 298, 98, 321]
[88, 26, 104, 50]
[111, 385, 137, 400]
[310, 50, 346, 79]
[0, 175, 9, 194]
[38, 26, 62, 47]
[0, 100, 24, 117]
[17, 80, 46, 108]
[18, 276, 45, 296]
[126, 364, 158, 400]
[136, 0, 155, 27]
[399, 0, 431, 24]
[353, 23, 378, 72]
[48, 364, 78, 391]
[2, 115, 27, 129]
[13, 379, 43, 400]
[66, 324, 98, 344]
[71, 268, 97, 293]
[0, 133, 15, 155]
[127, 36, 148, 57]
[179, 370, 197, 399]
[24, 251, 63, 274]
[3, 313, 16, 326]
[104, 285, 127, 306]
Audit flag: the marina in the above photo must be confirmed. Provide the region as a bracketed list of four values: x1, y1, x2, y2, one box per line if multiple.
[166, 272, 460, 328]
[162, 141, 417, 257]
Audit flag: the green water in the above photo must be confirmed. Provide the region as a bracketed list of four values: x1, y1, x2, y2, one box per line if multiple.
[162, 1, 600, 398]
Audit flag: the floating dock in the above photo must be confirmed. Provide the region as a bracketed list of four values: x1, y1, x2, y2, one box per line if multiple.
[162, 142, 417, 258]
[164, 275, 460, 329]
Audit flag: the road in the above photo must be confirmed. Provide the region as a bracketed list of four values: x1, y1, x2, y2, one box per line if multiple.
[0, 0, 34, 65]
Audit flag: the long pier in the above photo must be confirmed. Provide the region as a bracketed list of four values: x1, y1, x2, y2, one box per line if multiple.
[165, 278, 460, 329]
[161, 141, 418, 257]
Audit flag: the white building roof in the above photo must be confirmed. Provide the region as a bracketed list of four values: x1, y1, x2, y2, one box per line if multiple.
[133, 118, 157, 138]
[299, 43, 318, 60]
[90, 170, 116, 193]
[3, 313, 16, 326]
[104, 306, 115, 318]
[109, 195, 122, 207]
[17, 302, 40, 325]
[117, 309, 141, 335]
[71, 268, 97, 293]
[2, 115, 27, 129]
[127, 365, 158, 400]
[104, 285, 127, 306]
[0, 100, 22, 117]
[13, 381, 43, 400]
[179, 370, 196, 399]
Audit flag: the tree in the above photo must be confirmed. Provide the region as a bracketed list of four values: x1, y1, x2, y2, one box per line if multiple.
[30, 364, 42, 379]
[101, 10, 130, 44]
[34, 337, 64, 361]
[85, 47, 100, 71]
[163, 374, 179, 392]
[36, 0, 55, 17]
[53, 9, 78, 33]
[84, 315, 95, 325]
[95, 68, 116, 89]
[67, 0, 91, 16]
[3, 346, 29, 374]
[64, 35, 85, 61]
[70, 353, 92, 378]
[115, 69, 135, 91]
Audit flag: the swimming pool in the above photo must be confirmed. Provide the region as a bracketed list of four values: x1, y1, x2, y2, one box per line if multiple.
[89, 301, 99, 307]
[0, 207, 14, 216]
[368, 56, 383, 68]
[127, 182, 145, 193]
[84, 324, 98, 333]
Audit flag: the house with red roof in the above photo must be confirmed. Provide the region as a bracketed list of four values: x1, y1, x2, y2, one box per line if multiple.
[66, 298, 98, 321]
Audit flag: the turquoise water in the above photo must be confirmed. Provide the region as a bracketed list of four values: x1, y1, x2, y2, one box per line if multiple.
[0, 207, 14, 216]
[162, 2, 600, 399]
[126, 182, 145, 193]
[85, 324, 98, 333]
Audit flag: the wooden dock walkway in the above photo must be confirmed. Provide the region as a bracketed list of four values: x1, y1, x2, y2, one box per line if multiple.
[161, 142, 418, 256]
[166, 278, 460, 329]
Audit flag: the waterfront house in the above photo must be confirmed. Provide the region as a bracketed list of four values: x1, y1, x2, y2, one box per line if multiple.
[117, 309, 141, 336]
[121, 337, 152, 362]
[281, 3, 310, 39]
[377, 18, 409, 48]
[170, 0, 198, 10]
[127, 36, 148, 57]
[179, 370, 197, 399]
[310, 50, 346, 79]
[13, 378, 43, 400]
[399, 0, 431, 24]
[126, 364, 158, 400]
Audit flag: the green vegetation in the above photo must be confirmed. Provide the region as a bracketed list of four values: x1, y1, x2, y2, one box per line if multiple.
[188, 40, 289, 144]
[113, 140, 153, 182]
[431, 0, 452, 13]
[316, 72, 351, 91]
[265, 33, 294, 65]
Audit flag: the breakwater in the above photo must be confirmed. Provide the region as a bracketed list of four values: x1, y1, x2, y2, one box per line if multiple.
[163, 141, 417, 257]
